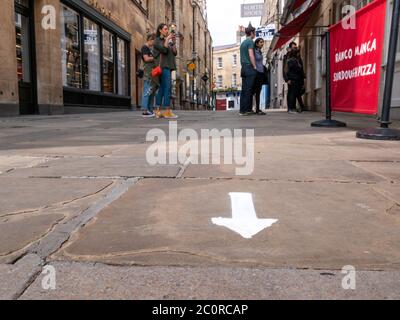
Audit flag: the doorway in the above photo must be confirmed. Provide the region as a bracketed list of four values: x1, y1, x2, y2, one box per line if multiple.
[15, 0, 37, 115]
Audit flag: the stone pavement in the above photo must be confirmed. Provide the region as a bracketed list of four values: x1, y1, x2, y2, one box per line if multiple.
[0, 110, 400, 300]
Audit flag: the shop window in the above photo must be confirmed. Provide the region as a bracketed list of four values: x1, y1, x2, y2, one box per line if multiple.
[83, 18, 100, 91]
[61, 5, 81, 88]
[102, 29, 115, 94]
[15, 12, 31, 83]
[60, 3, 130, 97]
[117, 38, 128, 96]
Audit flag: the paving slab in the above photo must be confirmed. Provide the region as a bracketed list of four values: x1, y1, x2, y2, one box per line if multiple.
[4, 157, 180, 178]
[55, 178, 400, 270]
[352, 162, 400, 182]
[0, 156, 50, 174]
[0, 214, 65, 257]
[0, 254, 43, 300]
[18, 262, 400, 300]
[0, 177, 112, 215]
[183, 160, 383, 182]
[254, 143, 400, 162]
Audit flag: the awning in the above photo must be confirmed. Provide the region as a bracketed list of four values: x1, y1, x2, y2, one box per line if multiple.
[291, 0, 308, 11]
[273, 0, 321, 51]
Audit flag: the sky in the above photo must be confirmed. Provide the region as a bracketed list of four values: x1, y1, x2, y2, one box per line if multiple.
[208, 0, 263, 47]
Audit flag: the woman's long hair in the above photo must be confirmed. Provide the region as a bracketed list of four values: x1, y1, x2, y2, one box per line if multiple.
[255, 38, 264, 49]
[156, 23, 167, 37]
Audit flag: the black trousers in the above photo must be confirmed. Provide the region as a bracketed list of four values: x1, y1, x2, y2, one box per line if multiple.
[254, 72, 264, 112]
[287, 81, 304, 111]
[240, 64, 257, 114]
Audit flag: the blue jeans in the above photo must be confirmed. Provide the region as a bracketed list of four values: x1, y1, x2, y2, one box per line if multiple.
[141, 79, 155, 112]
[156, 68, 172, 108]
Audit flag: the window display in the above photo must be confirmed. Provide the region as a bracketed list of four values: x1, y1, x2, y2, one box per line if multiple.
[117, 38, 128, 96]
[83, 18, 100, 91]
[60, 3, 129, 97]
[102, 29, 115, 94]
[61, 5, 81, 88]
[15, 13, 31, 83]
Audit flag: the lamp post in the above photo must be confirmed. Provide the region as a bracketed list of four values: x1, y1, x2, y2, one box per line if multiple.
[357, 0, 400, 140]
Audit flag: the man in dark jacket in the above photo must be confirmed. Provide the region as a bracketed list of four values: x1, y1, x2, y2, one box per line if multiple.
[286, 49, 305, 114]
[283, 42, 306, 112]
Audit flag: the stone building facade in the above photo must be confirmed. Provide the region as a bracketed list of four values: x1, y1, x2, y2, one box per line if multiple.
[0, 0, 213, 116]
[212, 43, 241, 111]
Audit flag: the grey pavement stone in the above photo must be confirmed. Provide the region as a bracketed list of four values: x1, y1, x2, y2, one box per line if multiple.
[0, 111, 399, 300]
[0, 156, 50, 175]
[353, 161, 400, 182]
[183, 160, 383, 182]
[55, 178, 400, 270]
[0, 254, 43, 300]
[0, 177, 113, 215]
[4, 157, 180, 179]
[20, 262, 400, 300]
[0, 214, 64, 257]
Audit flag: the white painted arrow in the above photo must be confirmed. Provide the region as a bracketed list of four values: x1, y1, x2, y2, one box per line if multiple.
[212, 193, 278, 239]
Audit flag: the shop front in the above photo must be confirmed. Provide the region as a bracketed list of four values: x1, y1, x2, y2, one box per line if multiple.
[2, 0, 132, 116]
[60, 0, 131, 111]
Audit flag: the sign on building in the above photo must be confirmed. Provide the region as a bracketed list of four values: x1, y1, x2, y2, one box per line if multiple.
[241, 3, 265, 18]
[330, 0, 386, 115]
[84, 30, 98, 46]
[256, 25, 276, 41]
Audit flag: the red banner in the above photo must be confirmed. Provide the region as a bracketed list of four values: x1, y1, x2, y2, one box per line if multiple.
[330, 0, 386, 115]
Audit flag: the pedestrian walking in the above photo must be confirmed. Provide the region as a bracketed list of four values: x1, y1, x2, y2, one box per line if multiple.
[239, 23, 257, 116]
[253, 38, 267, 115]
[286, 49, 305, 114]
[153, 23, 178, 119]
[140, 33, 158, 118]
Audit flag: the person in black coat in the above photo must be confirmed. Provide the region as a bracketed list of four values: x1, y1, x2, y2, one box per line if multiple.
[286, 49, 306, 114]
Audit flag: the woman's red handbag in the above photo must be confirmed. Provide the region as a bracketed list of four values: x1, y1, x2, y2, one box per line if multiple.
[151, 66, 162, 78]
[151, 54, 163, 78]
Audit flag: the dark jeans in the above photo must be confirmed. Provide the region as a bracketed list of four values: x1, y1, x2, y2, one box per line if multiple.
[287, 81, 304, 111]
[254, 72, 264, 112]
[240, 64, 257, 114]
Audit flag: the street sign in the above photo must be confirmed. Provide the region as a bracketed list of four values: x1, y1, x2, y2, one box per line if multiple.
[241, 3, 265, 18]
[212, 193, 278, 239]
[256, 25, 276, 41]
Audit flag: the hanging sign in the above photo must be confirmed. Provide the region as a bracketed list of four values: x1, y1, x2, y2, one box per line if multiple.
[330, 0, 386, 115]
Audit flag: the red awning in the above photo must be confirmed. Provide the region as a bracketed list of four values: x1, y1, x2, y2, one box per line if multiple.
[292, 0, 308, 11]
[273, 0, 321, 51]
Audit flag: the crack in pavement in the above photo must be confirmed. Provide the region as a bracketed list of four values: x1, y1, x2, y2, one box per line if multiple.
[0, 181, 114, 219]
[29, 178, 141, 261]
[0, 178, 140, 300]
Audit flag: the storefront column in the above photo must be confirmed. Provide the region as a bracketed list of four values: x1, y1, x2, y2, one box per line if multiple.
[34, 0, 64, 115]
[0, 0, 19, 116]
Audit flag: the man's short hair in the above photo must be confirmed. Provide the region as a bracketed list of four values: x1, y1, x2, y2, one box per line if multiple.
[245, 25, 256, 36]
[289, 42, 297, 49]
[147, 33, 156, 41]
